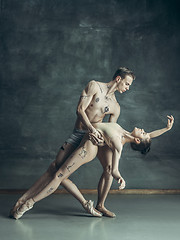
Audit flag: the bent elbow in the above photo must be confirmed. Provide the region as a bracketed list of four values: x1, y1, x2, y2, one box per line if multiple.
[76, 108, 79, 116]
[76, 105, 85, 117]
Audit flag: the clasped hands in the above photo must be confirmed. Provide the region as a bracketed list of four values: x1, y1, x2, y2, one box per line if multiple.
[88, 129, 105, 146]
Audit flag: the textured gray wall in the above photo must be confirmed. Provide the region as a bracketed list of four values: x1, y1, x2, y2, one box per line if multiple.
[0, 0, 180, 189]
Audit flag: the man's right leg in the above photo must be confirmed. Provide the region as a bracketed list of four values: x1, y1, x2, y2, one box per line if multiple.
[96, 145, 116, 218]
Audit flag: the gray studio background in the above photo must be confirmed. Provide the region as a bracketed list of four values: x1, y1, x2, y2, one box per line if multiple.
[0, 0, 180, 190]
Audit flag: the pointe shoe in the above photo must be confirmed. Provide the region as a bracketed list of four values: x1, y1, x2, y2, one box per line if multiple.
[83, 200, 102, 217]
[9, 200, 25, 218]
[9, 208, 16, 219]
[96, 205, 116, 218]
[13, 199, 34, 220]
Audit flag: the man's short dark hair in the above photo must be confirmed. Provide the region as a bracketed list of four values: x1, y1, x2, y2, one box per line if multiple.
[113, 67, 135, 80]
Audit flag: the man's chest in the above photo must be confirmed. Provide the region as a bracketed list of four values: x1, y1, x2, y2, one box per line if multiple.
[89, 94, 117, 115]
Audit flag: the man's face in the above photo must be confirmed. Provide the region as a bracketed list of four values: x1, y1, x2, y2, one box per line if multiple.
[117, 75, 133, 93]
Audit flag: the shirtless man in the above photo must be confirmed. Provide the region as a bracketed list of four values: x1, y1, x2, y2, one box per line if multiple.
[10, 67, 135, 218]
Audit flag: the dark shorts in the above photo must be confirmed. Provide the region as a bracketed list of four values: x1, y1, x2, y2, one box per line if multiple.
[65, 129, 87, 148]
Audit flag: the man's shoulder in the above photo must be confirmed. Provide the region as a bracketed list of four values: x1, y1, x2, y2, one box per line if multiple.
[85, 80, 100, 91]
[82, 80, 99, 94]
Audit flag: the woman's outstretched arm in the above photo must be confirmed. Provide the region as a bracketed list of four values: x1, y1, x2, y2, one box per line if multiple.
[149, 115, 174, 139]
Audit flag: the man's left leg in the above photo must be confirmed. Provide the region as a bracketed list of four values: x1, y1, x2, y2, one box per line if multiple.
[96, 145, 116, 217]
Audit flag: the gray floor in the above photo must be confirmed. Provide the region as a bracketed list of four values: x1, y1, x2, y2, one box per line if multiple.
[0, 193, 180, 240]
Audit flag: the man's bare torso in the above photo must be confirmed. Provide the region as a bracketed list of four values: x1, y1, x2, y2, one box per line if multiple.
[74, 81, 120, 130]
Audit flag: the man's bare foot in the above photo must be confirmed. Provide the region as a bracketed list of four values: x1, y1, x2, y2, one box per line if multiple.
[96, 205, 116, 218]
[13, 198, 35, 220]
[82, 200, 102, 217]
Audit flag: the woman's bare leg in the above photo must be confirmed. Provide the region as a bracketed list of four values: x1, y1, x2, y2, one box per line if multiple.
[61, 179, 86, 205]
[33, 140, 98, 202]
[96, 145, 115, 217]
[10, 142, 77, 215]
[14, 140, 101, 218]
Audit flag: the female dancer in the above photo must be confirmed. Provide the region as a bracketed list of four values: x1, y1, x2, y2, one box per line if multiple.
[13, 115, 174, 219]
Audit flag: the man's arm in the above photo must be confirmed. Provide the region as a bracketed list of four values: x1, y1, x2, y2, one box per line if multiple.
[108, 104, 120, 123]
[149, 115, 174, 138]
[76, 80, 98, 133]
[76, 80, 103, 141]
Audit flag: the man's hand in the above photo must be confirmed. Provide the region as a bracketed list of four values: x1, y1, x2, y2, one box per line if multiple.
[167, 115, 174, 130]
[118, 177, 126, 190]
[89, 130, 104, 145]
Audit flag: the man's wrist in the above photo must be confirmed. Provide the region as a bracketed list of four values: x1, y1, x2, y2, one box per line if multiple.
[88, 126, 96, 133]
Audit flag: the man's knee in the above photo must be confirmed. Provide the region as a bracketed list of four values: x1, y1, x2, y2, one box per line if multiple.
[59, 142, 68, 151]
[47, 161, 57, 175]
[104, 165, 112, 175]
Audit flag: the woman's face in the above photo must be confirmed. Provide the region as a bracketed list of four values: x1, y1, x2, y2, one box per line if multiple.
[132, 127, 150, 141]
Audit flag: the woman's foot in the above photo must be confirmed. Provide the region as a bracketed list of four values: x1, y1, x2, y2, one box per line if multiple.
[9, 200, 25, 218]
[96, 205, 116, 218]
[83, 200, 102, 217]
[13, 198, 35, 220]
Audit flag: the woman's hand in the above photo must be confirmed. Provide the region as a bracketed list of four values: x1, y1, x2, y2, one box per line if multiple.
[167, 115, 174, 130]
[112, 169, 121, 181]
[112, 170, 126, 189]
[149, 115, 175, 139]
[118, 177, 126, 190]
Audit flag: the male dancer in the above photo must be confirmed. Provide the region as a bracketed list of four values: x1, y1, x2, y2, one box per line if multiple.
[11, 67, 135, 218]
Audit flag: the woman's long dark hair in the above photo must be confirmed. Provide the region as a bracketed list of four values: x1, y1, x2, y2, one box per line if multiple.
[130, 139, 151, 155]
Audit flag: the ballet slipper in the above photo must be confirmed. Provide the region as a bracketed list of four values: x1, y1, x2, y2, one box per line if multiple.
[83, 200, 102, 217]
[13, 199, 34, 220]
[9, 208, 16, 219]
[96, 205, 116, 218]
[9, 200, 25, 218]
